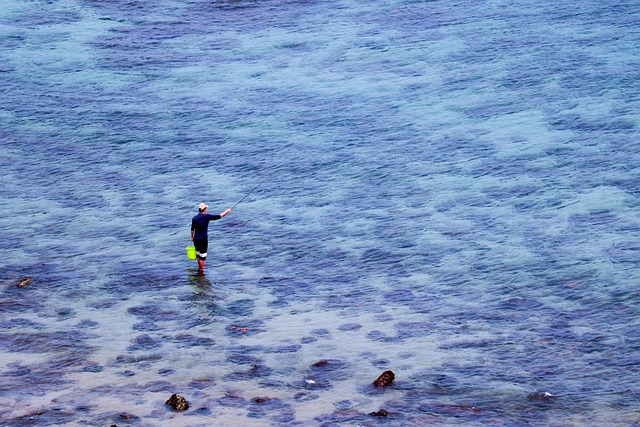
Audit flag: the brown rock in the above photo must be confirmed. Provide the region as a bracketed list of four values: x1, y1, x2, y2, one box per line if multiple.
[373, 370, 395, 387]
[369, 409, 389, 416]
[16, 276, 32, 288]
[166, 393, 189, 411]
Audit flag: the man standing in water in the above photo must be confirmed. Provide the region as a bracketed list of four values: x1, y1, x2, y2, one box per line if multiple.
[191, 202, 232, 272]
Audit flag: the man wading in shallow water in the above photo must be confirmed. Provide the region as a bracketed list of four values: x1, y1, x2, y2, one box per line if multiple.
[191, 202, 232, 272]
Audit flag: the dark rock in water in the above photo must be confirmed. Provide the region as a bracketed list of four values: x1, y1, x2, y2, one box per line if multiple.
[294, 391, 319, 401]
[412, 372, 459, 396]
[9, 409, 76, 425]
[310, 328, 331, 337]
[16, 276, 33, 287]
[314, 408, 366, 424]
[249, 396, 288, 412]
[268, 297, 289, 308]
[380, 398, 412, 413]
[309, 359, 347, 371]
[263, 344, 301, 353]
[366, 330, 402, 343]
[76, 319, 99, 328]
[374, 313, 394, 322]
[87, 299, 117, 309]
[188, 377, 216, 389]
[369, 409, 390, 417]
[271, 413, 296, 424]
[128, 303, 181, 322]
[258, 379, 287, 388]
[227, 353, 263, 365]
[56, 307, 76, 319]
[373, 370, 395, 387]
[304, 359, 350, 386]
[143, 381, 174, 393]
[113, 412, 140, 423]
[225, 364, 273, 381]
[334, 400, 353, 410]
[366, 330, 388, 341]
[217, 391, 247, 407]
[337, 322, 362, 331]
[133, 321, 161, 332]
[191, 406, 212, 415]
[527, 390, 556, 402]
[2, 330, 90, 354]
[0, 317, 44, 330]
[166, 393, 189, 411]
[0, 297, 39, 313]
[127, 334, 161, 351]
[312, 360, 329, 368]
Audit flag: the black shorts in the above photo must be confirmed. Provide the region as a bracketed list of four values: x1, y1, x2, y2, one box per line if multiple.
[193, 238, 208, 260]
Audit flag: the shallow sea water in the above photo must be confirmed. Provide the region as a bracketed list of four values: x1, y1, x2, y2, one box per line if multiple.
[1, 0, 640, 425]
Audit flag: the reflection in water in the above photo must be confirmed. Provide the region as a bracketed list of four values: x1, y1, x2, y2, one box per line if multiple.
[186, 270, 223, 321]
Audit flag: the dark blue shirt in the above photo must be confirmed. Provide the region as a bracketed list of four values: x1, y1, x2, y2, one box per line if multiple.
[191, 213, 221, 240]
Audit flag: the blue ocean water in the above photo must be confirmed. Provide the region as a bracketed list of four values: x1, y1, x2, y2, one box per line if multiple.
[1, 0, 639, 425]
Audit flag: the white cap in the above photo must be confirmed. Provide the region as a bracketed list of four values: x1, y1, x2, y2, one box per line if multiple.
[198, 202, 207, 211]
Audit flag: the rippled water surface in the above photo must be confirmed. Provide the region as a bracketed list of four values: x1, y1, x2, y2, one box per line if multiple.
[1, 0, 640, 425]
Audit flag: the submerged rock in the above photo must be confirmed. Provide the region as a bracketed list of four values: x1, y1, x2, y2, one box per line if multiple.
[294, 391, 319, 401]
[188, 377, 216, 389]
[225, 363, 273, 381]
[527, 390, 556, 402]
[373, 370, 395, 387]
[309, 359, 348, 371]
[217, 392, 247, 407]
[16, 276, 33, 288]
[369, 409, 390, 417]
[114, 412, 140, 422]
[166, 393, 189, 411]
[312, 360, 329, 368]
[337, 322, 362, 331]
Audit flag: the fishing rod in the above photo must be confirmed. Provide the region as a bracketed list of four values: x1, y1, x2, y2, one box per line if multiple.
[231, 169, 278, 210]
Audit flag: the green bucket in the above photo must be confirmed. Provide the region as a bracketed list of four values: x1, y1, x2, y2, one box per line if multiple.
[186, 245, 197, 260]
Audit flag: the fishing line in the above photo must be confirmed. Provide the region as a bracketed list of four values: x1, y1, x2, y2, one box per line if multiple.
[231, 169, 278, 210]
